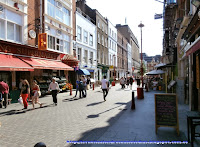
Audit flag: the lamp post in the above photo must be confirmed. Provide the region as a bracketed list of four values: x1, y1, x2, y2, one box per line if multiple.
[138, 22, 144, 87]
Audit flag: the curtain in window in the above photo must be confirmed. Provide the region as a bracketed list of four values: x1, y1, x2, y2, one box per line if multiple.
[7, 22, 14, 40]
[0, 19, 5, 39]
[16, 24, 22, 42]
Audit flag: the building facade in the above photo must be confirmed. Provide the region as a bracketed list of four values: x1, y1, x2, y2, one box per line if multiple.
[116, 24, 140, 77]
[107, 19, 117, 80]
[75, 7, 97, 81]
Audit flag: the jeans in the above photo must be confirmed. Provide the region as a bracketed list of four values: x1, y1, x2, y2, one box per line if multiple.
[102, 89, 108, 100]
[52, 90, 57, 104]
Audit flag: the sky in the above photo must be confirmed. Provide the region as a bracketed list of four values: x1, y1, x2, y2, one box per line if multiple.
[86, 0, 164, 56]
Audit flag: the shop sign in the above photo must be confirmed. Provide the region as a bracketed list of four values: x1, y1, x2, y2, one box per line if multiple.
[0, 42, 58, 60]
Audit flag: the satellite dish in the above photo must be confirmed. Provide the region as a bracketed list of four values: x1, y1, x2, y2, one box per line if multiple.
[29, 30, 36, 39]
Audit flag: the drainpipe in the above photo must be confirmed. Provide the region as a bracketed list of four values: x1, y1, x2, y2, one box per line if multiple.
[40, 0, 43, 33]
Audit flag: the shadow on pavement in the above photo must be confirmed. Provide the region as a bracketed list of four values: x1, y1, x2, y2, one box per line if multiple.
[0, 104, 54, 117]
[68, 102, 131, 147]
[62, 97, 86, 102]
[87, 102, 104, 107]
[86, 102, 128, 119]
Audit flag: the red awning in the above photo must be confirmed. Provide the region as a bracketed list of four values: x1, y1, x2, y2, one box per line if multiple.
[0, 54, 34, 71]
[19, 56, 74, 71]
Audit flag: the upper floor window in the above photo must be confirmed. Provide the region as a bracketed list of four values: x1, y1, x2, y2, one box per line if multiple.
[84, 30, 88, 43]
[77, 26, 82, 41]
[97, 19, 100, 28]
[90, 52, 93, 64]
[102, 24, 104, 31]
[102, 35, 104, 46]
[105, 38, 107, 47]
[47, 0, 70, 26]
[98, 33, 100, 43]
[89, 34, 93, 46]
[77, 48, 81, 61]
[6, 21, 22, 42]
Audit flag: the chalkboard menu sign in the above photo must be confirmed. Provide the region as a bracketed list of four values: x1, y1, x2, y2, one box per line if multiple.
[155, 93, 179, 135]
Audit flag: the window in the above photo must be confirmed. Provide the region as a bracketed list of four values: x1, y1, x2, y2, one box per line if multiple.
[84, 50, 88, 63]
[63, 34, 70, 53]
[63, 7, 70, 26]
[109, 28, 111, 35]
[89, 34, 93, 46]
[98, 33, 100, 43]
[109, 40, 111, 48]
[84, 30, 88, 43]
[78, 48, 81, 61]
[47, 1, 70, 26]
[102, 24, 104, 31]
[6, 21, 22, 42]
[7, 22, 14, 40]
[102, 35, 104, 46]
[97, 19, 100, 28]
[0, 19, 5, 39]
[105, 38, 107, 47]
[90, 52, 93, 64]
[105, 27, 107, 34]
[48, 35, 55, 50]
[77, 26, 82, 41]
[56, 38, 63, 52]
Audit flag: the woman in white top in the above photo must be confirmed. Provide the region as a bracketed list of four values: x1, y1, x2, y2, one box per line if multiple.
[48, 78, 59, 105]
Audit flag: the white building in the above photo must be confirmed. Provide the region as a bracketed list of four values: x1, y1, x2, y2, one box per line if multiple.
[0, 0, 28, 44]
[127, 43, 132, 76]
[107, 19, 117, 80]
[45, 0, 73, 55]
[76, 8, 97, 81]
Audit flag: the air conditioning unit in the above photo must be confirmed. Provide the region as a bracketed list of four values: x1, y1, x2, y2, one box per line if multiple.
[56, 1, 62, 9]
[57, 29, 62, 35]
[0, 5, 4, 13]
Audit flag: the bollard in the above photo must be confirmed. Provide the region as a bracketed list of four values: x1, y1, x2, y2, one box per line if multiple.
[93, 83, 94, 90]
[131, 91, 135, 110]
[70, 85, 72, 95]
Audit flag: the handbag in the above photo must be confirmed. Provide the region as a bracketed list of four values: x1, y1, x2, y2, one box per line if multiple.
[18, 96, 23, 105]
[38, 91, 41, 97]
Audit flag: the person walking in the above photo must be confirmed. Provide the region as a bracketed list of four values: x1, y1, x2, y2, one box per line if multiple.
[129, 76, 134, 90]
[48, 78, 59, 106]
[74, 79, 80, 98]
[120, 77, 125, 89]
[78, 79, 84, 98]
[20, 79, 30, 110]
[0, 79, 9, 108]
[101, 76, 108, 101]
[82, 75, 87, 97]
[31, 80, 42, 109]
[86, 76, 91, 90]
[126, 77, 130, 88]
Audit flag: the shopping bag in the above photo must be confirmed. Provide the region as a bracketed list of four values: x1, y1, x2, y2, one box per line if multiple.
[18, 96, 23, 105]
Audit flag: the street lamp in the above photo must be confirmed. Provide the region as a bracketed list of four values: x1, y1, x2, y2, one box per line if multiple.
[138, 22, 144, 87]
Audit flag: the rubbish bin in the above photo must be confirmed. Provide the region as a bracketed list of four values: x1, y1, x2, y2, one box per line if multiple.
[112, 81, 115, 86]
[137, 87, 144, 99]
[10, 90, 20, 103]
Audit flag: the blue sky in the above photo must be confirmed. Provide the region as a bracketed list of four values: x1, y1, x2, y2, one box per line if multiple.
[86, 0, 164, 56]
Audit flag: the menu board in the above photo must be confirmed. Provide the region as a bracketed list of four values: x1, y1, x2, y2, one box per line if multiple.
[155, 93, 179, 135]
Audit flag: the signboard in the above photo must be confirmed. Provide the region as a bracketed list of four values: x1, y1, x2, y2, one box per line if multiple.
[38, 33, 47, 50]
[154, 14, 162, 19]
[155, 93, 179, 135]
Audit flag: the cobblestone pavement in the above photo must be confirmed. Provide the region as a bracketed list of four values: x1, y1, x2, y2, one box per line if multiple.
[0, 83, 135, 147]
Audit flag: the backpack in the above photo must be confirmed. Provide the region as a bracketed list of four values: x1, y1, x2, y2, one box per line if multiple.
[78, 81, 84, 90]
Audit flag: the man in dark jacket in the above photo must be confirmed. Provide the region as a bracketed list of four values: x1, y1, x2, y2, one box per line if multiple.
[0, 79, 9, 108]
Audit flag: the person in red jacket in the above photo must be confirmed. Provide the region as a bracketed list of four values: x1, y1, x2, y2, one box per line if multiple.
[0, 79, 9, 108]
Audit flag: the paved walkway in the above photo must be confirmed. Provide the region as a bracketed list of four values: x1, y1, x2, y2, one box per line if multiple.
[1, 83, 200, 147]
